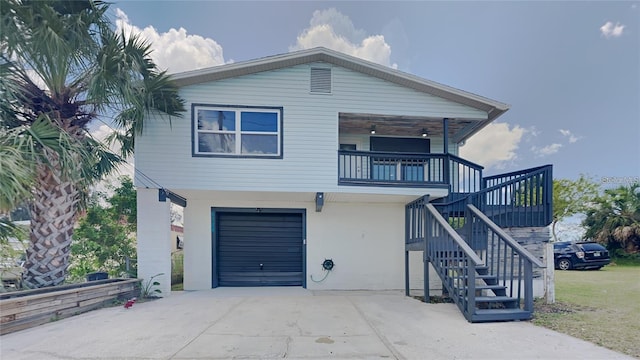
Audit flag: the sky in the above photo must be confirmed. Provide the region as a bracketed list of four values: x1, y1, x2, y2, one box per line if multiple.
[103, 0, 640, 185]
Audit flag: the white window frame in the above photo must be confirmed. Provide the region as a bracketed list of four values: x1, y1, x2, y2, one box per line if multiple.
[193, 104, 283, 158]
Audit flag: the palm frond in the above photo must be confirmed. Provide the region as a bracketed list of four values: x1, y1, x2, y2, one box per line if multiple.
[0, 217, 27, 242]
[90, 27, 185, 135]
[0, 142, 35, 211]
[105, 127, 136, 158]
[80, 136, 125, 184]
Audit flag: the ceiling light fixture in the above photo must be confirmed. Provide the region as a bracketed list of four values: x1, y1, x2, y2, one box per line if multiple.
[370, 125, 376, 134]
[421, 129, 428, 137]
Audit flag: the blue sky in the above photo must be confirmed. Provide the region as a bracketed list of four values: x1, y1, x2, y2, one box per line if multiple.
[111, 1, 639, 184]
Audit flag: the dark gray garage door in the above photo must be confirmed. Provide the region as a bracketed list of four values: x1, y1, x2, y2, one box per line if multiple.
[217, 212, 303, 286]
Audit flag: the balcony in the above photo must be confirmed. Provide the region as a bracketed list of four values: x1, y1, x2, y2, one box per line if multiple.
[338, 150, 483, 193]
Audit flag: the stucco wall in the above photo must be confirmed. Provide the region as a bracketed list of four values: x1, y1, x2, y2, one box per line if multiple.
[142, 190, 549, 297]
[137, 188, 172, 296]
[181, 196, 428, 291]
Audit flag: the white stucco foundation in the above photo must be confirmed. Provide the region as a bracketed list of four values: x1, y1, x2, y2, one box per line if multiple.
[180, 194, 429, 291]
[139, 190, 544, 298]
[136, 188, 172, 296]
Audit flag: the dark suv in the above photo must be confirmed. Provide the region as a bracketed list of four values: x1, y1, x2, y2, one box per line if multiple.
[553, 241, 611, 270]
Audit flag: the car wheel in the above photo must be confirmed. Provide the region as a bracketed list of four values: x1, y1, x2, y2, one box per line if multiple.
[557, 259, 572, 271]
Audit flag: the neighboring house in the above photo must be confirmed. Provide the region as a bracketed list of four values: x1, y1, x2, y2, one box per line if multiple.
[136, 47, 552, 322]
[170, 224, 184, 252]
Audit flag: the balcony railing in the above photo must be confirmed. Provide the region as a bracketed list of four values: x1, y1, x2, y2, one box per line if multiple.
[433, 164, 553, 229]
[338, 150, 483, 192]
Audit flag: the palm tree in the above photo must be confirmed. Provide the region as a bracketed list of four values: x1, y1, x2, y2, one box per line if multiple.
[583, 183, 640, 255]
[1, 0, 184, 287]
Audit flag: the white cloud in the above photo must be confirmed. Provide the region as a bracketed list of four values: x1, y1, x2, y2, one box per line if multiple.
[523, 126, 540, 142]
[90, 124, 113, 143]
[459, 122, 526, 169]
[531, 143, 563, 157]
[291, 8, 398, 69]
[600, 21, 625, 38]
[559, 129, 580, 143]
[115, 9, 226, 73]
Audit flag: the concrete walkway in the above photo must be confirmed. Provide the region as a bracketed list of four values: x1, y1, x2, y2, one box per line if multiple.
[1, 288, 632, 359]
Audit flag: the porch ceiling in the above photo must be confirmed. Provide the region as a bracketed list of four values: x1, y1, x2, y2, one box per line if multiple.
[338, 113, 476, 140]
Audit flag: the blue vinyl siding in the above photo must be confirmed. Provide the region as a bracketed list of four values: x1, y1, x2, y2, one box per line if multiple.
[136, 63, 482, 194]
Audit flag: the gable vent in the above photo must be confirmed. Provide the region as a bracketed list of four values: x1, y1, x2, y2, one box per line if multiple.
[310, 67, 331, 94]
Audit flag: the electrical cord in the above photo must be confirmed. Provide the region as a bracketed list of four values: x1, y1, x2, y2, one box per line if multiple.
[310, 270, 331, 283]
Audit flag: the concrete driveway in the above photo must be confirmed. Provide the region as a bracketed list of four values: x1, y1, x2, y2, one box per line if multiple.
[0, 288, 631, 360]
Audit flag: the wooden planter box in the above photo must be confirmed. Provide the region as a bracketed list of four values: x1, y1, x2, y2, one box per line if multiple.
[0, 278, 141, 335]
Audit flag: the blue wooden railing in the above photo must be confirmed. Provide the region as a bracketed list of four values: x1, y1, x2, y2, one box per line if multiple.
[338, 150, 483, 192]
[433, 165, 553, 229]
[406, 165, 552, 322]
[466, 204, 545, 316]
[413, 200, 484, 321]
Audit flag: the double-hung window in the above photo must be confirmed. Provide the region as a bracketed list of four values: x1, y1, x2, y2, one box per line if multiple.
[194, 105, 282, 157]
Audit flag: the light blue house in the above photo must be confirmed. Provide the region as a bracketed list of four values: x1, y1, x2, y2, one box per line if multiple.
[136, 47, 552, 322]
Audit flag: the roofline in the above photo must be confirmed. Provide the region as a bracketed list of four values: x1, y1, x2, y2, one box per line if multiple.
[171, 47, 510, 141]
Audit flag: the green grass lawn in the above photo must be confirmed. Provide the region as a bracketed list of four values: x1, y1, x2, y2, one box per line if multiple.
[533, 262, 640, 358]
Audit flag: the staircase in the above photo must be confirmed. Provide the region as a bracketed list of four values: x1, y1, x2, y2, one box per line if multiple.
[405, 165, 552, 322]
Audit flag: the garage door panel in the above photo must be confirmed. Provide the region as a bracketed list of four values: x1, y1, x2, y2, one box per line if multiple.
[219, 232, 302, 239]
[217, 212, 303, 286]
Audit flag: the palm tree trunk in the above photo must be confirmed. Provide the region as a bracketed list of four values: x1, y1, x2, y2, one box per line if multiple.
[24, 161, 79, 287]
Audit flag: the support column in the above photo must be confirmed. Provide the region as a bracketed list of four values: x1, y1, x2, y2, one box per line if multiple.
[183, 198, 213, 290]
[423, 201, 430, 302]
[137, 188, 172, 296]
[544, 241, 556, 304]
[405, 251, 410, 296]
[405, 204, 410, 297]
[443, 118, 449, 154]
[423, 251, 430, 301]
[442, 118, 450, 187]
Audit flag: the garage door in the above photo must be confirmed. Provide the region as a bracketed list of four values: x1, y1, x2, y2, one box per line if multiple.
[217, 212, 303, 286]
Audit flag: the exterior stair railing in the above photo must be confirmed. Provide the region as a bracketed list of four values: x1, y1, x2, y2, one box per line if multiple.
[407, 165, 553, 322]
[433, 164, 553, 229]
[422, 201, 484, 320]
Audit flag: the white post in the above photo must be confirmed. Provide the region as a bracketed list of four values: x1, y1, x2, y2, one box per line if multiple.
[183, 199, 213, 290]
[137, 188, 172, 297]
[544, 241, 555, 304]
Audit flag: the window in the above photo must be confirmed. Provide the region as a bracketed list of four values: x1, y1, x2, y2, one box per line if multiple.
[194, 105, 282, 157]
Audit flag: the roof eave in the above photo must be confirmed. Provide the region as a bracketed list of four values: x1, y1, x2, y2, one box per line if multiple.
[452, 106, 510, 144]
[170, 47, 510, 139]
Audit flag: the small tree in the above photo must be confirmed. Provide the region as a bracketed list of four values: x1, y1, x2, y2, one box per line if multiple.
[552, 175, 600, 241]
[69, 177, 137, 279]
[583, 183, 640, 256]
[1, 0, 184, 287]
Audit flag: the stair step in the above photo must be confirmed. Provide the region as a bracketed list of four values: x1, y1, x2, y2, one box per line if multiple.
[471, 309, 532, 323]
[463, 274, 496, 279]
[461, 275, 497, 283]
[473, 296, 518, 303]
[475, 285, 507, 291]
[455, 285, 508, 294]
